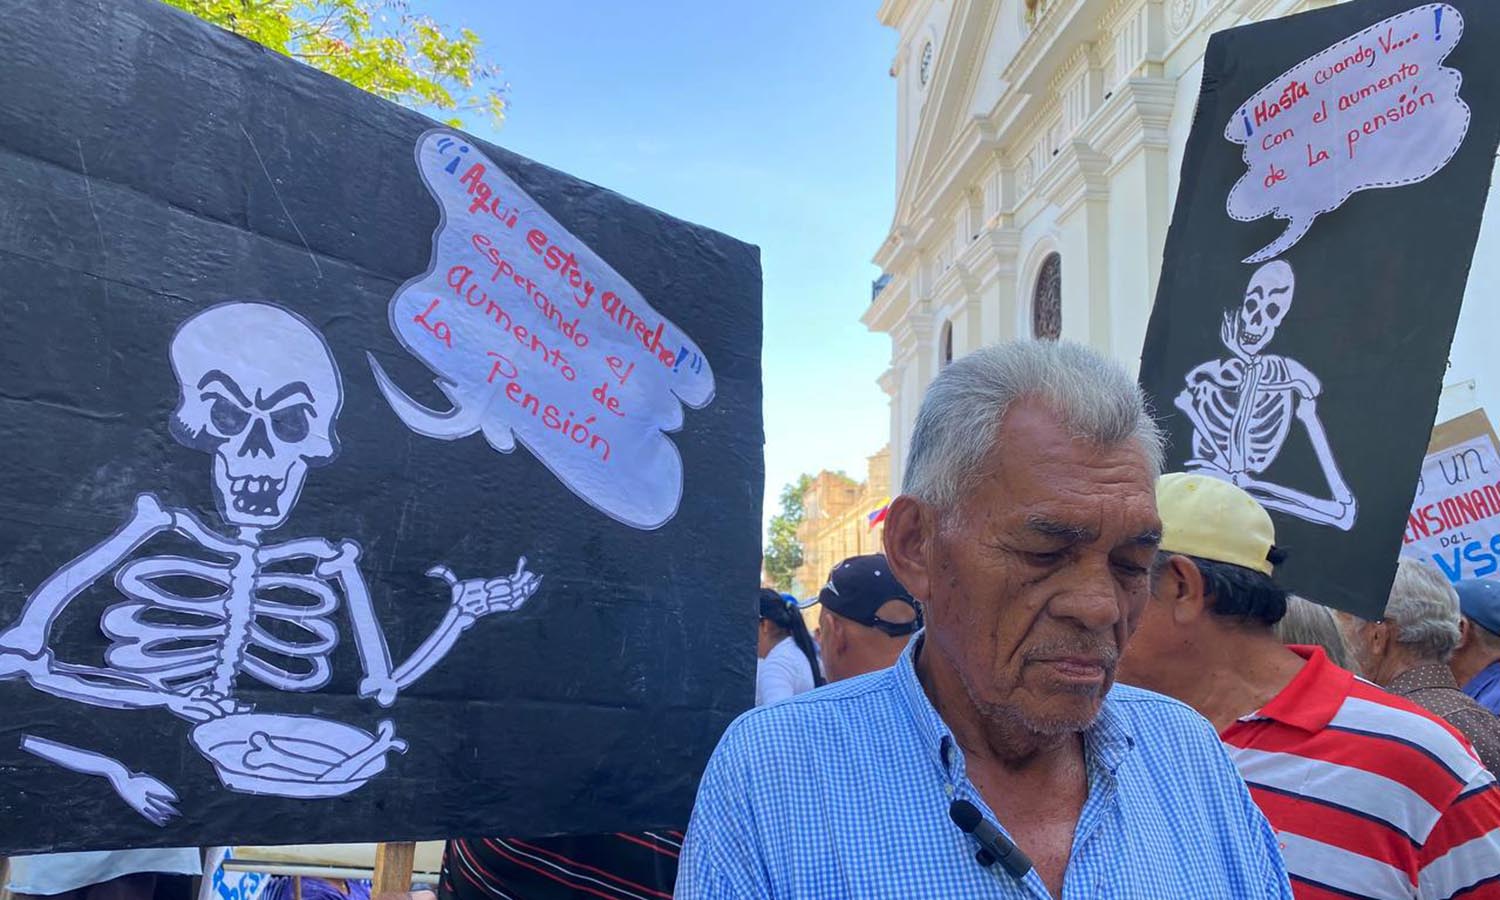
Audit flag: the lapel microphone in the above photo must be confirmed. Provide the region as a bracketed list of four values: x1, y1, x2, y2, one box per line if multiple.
[949, 799, 1034, 880]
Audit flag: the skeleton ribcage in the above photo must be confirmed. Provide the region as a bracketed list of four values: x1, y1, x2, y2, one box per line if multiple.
[1189, 358, 1297, 473]
[1240, 391, 1295, 471]
[101, 553, 339, 693]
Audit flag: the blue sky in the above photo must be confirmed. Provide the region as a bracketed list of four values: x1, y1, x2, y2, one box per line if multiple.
[424, 1, 898, 534]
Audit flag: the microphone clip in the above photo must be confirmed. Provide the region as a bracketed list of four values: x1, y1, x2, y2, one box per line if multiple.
[948, 799, 1034, 880]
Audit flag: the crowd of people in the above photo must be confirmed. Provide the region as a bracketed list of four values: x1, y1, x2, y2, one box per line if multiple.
[12, 338, 1500, 898]
[675, 340, 1500, 898]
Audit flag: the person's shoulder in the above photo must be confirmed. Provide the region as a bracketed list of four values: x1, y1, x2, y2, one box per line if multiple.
[1341, 678, 1490, 786]
[1105, 684, 1230, 761]
[758, 640, 803, 674]
[1346, 677, 1472, 742]
[722, 669, 901, 750]
[1107, 682, 1214, 727]
[1102, 685, 1265, 817]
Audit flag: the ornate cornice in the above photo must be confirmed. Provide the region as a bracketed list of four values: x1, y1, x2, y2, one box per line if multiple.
[1004, 0, 1080, 90]
[1101, 0, 1150, 35]
[862, 270, 914, 335]
[1038, 138, 1112, 216]
[1048, 41, 1095, 97]
[1085, 76, 1178, 166]
[878, 0, 917, 28]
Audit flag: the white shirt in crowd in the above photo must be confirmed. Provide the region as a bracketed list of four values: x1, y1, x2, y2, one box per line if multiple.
[755, 636, 816, 706]
[6, 849, 202, 896]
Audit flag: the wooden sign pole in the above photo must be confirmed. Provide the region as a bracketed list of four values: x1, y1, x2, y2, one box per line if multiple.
[372, 842, 416, 896]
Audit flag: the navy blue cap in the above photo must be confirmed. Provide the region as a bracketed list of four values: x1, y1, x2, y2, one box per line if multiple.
[816, 554, 921, 636]
[1456, 579, 1500, 636]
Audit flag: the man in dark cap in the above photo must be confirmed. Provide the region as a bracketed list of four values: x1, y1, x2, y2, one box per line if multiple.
[813, 554, 921, 683]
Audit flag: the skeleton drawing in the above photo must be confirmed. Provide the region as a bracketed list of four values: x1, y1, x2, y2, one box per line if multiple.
[0, 302, 541, 821]
[1176, 260, 1358, 531]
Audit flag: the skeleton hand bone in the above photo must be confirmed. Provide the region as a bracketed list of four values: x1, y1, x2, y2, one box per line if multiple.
[1220, 312, 1251, 362]
[164, 685, 247, 723]
[427, 557, 542, 623]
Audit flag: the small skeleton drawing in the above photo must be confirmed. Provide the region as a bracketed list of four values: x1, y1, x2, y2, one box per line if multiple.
[1176, 260, 1358, 531]
[0, 302, 541, 822]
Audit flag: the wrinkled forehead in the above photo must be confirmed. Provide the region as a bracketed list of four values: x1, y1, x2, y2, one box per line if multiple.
[962, 422, 1161, 544]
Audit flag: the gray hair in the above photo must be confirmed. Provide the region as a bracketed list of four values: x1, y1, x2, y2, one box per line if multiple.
[902, 340, 1164, 510]
[1277, 595, 1357, 673]
[1386, 557, 1462, 662]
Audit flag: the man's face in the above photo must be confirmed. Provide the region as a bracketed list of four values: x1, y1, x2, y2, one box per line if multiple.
[921, 399, 1161, 735]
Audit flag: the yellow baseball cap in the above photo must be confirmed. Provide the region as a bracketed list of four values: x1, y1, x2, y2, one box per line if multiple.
[1156, 473, 1278, 576]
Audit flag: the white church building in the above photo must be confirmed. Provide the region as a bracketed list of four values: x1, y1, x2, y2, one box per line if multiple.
[867, 0, 1499, 490]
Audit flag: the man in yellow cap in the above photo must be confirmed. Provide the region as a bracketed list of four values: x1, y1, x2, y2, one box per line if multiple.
[1118, 473, 1500, 899]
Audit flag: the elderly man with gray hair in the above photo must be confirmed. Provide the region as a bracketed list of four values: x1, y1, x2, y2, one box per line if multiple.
[677, 341, 1291, 899]
[1339, 558, 1500, 772]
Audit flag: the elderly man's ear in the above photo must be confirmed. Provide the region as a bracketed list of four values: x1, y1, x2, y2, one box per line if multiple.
[883, 496, 936, 604]
[1156, 555, 1210, 625]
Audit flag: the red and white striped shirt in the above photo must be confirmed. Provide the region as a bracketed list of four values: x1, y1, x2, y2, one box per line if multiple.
[1223, 645, 1500, 899]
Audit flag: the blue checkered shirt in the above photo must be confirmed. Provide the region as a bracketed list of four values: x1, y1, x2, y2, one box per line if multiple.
[677, 638, 1293, 898]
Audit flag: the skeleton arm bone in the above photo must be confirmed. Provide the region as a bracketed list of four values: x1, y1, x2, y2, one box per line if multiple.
[310, 544, 539, 702]
[0, 495, 223, 716]
[1236, 396, 1357, 531]
[386, 570, 479, 690]
[1294, 395, 1356, 512]
[1273, 357, 1322, 401]
[1259, 360, 1349, 506]
[0, 494, 172, 658]
[312, 540, 398, 706]
[1176, 390, 1230, 472]
[1177, 363, 1236, 471]
[20, 734, 180, 826]
[22, 733, 131, 780]
[1239, 480, 1357, 530]
[390, 561, 542, 691]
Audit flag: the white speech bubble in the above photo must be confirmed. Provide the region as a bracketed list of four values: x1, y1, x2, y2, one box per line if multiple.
[369, 130, 716, 530]
[1225, 3, 1469, 263]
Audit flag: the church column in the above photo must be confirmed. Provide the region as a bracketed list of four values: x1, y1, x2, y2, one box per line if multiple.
[1096, 78, 1177, 370]
[1049, 140, 1112, 348]
[878, 366, 902, 495]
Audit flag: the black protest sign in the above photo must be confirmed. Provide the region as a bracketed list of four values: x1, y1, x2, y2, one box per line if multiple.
[0, 0, 762, 854]
[1139, 0, 1500, 619]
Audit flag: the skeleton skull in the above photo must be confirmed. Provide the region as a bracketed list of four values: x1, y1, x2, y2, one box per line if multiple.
[169, 303, 343, 529]
[1236, 260, 1295, 356]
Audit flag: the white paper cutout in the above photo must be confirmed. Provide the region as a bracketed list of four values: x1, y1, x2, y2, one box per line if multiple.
[0, 302, 541, 819]
[1226, 3, 1469, 263]
[21, 734, 182, 826]
[1176, 260, 1359, 530]
[369, 130, 715, 531]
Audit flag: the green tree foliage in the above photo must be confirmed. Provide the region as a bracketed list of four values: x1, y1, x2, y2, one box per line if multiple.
[162, 0, 505, 127]
[763, 474, 814, 593]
